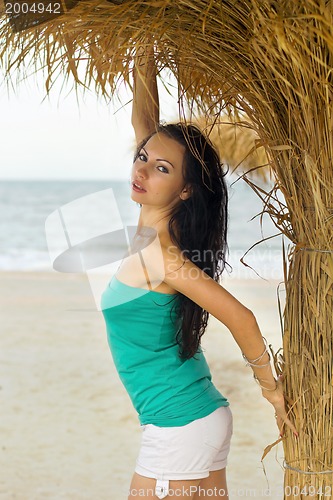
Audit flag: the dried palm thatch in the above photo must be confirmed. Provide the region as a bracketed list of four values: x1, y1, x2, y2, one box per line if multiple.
[195, 114, 270, 182]
[1, 0, 333, 496]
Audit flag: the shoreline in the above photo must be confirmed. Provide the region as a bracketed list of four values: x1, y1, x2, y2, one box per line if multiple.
[1, 271, 286, 499]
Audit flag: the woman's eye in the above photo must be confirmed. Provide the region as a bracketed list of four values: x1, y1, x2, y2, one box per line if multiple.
[157, 166, 169, 173]
[138, 153, 147, 161]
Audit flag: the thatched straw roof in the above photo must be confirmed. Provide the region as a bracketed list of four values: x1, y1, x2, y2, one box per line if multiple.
[7, 0, 325, 249]
[2, 2, 332, 183]
[1, 0, 279, 178]
[2, 0, 333, 489]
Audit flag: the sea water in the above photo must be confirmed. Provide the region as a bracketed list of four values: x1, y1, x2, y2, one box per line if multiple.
[0, 178, 290, 279]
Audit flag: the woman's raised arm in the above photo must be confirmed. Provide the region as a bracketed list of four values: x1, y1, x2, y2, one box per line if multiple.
[132, 41, 160, 145]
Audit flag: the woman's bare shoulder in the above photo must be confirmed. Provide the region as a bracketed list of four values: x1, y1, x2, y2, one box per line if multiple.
[137, 232, 187, 292]
[157, 233, 187, 274]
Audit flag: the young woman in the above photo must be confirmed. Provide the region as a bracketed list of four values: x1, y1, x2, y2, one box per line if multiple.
[101, 43, 297, 499]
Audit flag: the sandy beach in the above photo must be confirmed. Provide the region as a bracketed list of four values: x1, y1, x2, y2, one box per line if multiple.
[0, 271, 287, 499]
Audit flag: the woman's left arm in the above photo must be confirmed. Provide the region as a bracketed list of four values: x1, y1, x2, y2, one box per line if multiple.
[162, 253, 298, 437]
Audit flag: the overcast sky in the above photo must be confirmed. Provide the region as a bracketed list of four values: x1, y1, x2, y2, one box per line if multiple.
[0, 71, 179, 180]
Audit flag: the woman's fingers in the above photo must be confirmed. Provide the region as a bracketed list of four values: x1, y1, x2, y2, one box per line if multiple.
[264, 376, 298, 437]
[274, 377, 298, 437]
[275, 410, 298, 437]
[261, 374, 298, 437]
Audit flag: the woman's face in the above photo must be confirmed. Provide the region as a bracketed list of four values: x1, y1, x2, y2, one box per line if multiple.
[131, 133, 189, 209]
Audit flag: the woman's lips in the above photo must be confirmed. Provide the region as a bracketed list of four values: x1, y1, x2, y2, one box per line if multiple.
[132, 181, 147, 193]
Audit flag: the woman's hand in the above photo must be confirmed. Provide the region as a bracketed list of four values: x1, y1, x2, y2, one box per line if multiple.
[261, 375, 298, 438]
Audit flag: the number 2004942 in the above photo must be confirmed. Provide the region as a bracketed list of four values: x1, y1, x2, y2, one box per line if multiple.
[5, 2, 61, 15]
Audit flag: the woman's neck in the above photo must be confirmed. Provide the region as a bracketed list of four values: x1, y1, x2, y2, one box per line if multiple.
[137, 204, 171, 236]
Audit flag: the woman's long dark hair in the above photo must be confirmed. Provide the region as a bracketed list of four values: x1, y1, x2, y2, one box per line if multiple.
[135, 123, 229, 360]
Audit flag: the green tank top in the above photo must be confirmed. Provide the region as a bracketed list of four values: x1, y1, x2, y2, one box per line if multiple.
[101, 275, 228, 427]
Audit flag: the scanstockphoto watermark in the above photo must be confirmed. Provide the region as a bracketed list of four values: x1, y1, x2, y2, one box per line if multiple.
[127, 486, 231, 497]
[44, 187, 284, 311]
[44, 188, 226, 311]
[127, 485, 333, 497]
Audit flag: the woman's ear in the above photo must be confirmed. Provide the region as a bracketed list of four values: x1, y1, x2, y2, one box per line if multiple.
[179, 185, 192, 200]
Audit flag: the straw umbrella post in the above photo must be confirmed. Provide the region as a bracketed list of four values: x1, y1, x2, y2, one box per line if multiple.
[1, 1, 332, 497]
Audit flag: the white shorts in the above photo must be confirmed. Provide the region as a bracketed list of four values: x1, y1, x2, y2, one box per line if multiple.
[135, 406, 232, 496]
